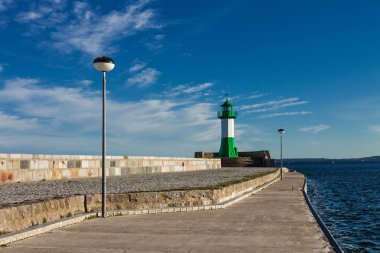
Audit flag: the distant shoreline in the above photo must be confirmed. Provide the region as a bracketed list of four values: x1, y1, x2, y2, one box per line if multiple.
[279, 156, 380, 164]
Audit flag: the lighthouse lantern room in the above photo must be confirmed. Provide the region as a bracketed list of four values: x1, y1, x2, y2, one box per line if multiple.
[218, 97, 238, 157]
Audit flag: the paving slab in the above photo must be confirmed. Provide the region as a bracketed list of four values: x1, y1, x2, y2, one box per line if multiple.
[0, 172, 333, 253]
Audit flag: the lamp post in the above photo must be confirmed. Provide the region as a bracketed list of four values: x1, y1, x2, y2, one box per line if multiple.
[277, 128, 285, 180]
[93, 56, 115, 217]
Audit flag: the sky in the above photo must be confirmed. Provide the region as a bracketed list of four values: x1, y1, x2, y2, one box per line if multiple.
[0, 0, 380, 159]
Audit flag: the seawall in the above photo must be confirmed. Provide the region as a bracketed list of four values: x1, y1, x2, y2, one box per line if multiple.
[0, 154, 221, 183]
[303, 178, 344, 253]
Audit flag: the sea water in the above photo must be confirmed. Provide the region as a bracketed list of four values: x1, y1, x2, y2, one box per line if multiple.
[288, 161, 380, 253]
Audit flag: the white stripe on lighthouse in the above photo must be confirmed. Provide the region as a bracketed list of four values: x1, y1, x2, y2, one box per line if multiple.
[221, 119, 235, 138]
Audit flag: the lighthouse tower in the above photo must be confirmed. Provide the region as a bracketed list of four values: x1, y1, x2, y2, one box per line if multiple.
[218, 97, 238, 157]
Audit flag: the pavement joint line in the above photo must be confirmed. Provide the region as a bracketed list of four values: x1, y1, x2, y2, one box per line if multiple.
[0, 176, 279, 247]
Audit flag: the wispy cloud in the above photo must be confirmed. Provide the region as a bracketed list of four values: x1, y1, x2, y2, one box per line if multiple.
[15, 0, 160, 55]
[247, 93, 267, 99]
[0, 77, 220, 155]
[53, 0, 160, 55]
[129, 61, 147, 73]
[127, 67, 160, 87]
[181, 82, 214, 94]
[0, 64, 3, 72]
[369, 125, 380, 133]
[239, 96, 309, 119]
[78, 80, 93, 87]
[0, 0, 13, 12]
[16, 0, 67, 31]
[18, 11, 43, 21]
[300, 124, 330, 133]
[247, 101, 308, 113]
[168, 82, 214, 97]
[258, 111, 312, 119]
[0, 111, 39, 130]
[240, 97, 304, 110]
[144, 33, 165, 50]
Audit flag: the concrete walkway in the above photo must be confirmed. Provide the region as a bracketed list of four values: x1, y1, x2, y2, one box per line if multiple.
[1, 172, 333, 253]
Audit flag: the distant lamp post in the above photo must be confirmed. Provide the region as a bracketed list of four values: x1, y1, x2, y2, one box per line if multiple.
[93, 56, 115, 217]
[277, 128, 285, 180]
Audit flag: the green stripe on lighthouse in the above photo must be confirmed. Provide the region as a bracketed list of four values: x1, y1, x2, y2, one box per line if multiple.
[219, 137, 238, 157]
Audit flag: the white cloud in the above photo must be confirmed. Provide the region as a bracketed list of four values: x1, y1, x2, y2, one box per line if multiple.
[247, 101, 308, 113]
[127, 67, 160, 87]
[144, 33, 165, 50]
[14, 0, 160, 55]
[17, 11, 42, 21]
[0, 111, 39, 130]
[0, 64, 3, 72]
[240, 97, 302, 110]
[0, 77, 221, 155]
[247, 93, 267, 99]
[15, 1, 67, 29]
[300, 124, 330, 133]
[169, 83, 214, 97]
[129, 62, 147, 73]
[239, 97, 309, 118]
[73, 1, 92, 19]
[51, 0, 160, 55]
[369, 125, 380, 133]
[258, 111, 312, 119]
[78, 80, 93, 87]
[182, 82, 214, 94]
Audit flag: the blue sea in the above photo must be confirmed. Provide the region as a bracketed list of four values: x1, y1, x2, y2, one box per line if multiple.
[288, 161, 380, 253]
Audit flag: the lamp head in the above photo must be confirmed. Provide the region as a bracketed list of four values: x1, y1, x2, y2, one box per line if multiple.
[93, 56, 115, 72]
[277, 128, 285, 135]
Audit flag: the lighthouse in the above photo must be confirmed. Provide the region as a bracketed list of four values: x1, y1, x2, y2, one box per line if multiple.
[218, 97, 238, 157]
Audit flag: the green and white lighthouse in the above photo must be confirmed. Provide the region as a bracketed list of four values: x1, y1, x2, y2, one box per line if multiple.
[218, 97, 238, 157]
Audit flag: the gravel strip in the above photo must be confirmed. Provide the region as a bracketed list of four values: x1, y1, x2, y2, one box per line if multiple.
[0, 167, 276, 208]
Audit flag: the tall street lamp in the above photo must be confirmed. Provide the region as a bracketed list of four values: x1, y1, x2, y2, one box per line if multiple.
[93, 56, 115, 217]
[277, 128, 285, 180]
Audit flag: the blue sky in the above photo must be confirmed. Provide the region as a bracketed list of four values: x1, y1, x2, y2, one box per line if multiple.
[0, 0, 379, 158]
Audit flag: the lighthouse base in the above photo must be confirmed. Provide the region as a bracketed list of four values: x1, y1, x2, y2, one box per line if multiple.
[194, 150, 276, 167]
[218, 137, 238, 158]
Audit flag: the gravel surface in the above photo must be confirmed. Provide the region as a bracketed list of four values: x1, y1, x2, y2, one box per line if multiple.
[0, 167, 276, 208]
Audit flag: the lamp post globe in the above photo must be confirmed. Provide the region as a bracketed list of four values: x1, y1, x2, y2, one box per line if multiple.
[93, 56, 115, 72]
[93, 56, 115, 218]
[277, 128, 285, 180]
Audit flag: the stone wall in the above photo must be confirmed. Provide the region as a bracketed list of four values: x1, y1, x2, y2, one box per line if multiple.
[0, 170, 279, 233]
[0, 154, 221, 184]
[0, 196, 85, 233]
[85, 169, 280, 212]
[220, 157, 254, 167]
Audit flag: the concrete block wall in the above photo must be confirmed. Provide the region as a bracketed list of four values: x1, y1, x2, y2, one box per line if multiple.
[0, 154, 221, 184]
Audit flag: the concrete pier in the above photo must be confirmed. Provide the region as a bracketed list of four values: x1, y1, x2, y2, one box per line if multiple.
[1, 172, 333, 253]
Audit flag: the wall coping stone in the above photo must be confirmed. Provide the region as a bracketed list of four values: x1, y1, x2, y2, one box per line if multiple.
[0, 153, 220, 161]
